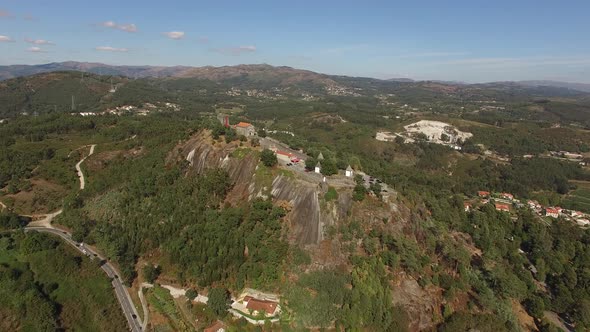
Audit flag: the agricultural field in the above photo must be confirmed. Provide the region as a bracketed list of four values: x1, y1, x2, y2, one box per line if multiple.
[563, 183, 590, 213]
[146, 285, 201, 332]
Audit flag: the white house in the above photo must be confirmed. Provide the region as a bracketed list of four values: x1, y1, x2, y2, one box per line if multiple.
[234, 122, 256, 136]
[345, 165, 354, 177]
[315, 161, 321, 174]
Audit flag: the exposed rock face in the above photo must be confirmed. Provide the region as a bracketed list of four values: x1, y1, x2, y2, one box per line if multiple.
[271, 175, 321, 245]
[392, 277, 439, 331]
[180, 133, 258, 202]
[173, 131, 353, 245]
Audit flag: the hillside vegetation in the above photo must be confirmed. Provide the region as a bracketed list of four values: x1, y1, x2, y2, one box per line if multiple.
[1, 68, 590, 331]
[0, 230, 126, 331]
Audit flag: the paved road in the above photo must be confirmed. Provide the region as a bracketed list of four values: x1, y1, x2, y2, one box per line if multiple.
[25, 226, 143, 332]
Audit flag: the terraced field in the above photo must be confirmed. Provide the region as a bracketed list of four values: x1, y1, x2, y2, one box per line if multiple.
[563, 185, 590, 213]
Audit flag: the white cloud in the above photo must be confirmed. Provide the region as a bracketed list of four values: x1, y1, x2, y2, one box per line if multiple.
[100, 21, 138, 33]
[27, 46, 46, 53]
[212, 45, 257, 56]
[25, 38, 55, 45]
[95, 46, 129, 52]
[163, 31, 185, 40]
[118, 23, 137, 33]
[0, 35, 14, 42]
[102, 20, 116, 28]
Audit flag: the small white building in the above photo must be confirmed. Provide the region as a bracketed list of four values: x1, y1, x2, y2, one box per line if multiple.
[315, 161, 321, 174]
[345, 165, 354, 177]
[317, 152, 324, 161]
[234, 122, 256, 136]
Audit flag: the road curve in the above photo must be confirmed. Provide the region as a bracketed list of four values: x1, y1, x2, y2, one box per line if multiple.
[25, 226, 143, 332]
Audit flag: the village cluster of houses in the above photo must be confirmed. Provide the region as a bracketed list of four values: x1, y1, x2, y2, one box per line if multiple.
[464, 191, 589, 226]
[549, 150, 584, 160]
[548, 150, 588, 166]
[70, 102, 182, 117]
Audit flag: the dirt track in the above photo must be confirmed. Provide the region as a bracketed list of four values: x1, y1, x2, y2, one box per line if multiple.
[75, 144, 96, 190]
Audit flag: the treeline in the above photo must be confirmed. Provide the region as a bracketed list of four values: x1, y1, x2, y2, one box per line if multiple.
[453, 157, 590, 197]
[0, 232, 126, 331]
[286, 258, 408, 331]
[52, 114, 291, 289]
[468, 124, 590, 155]
[464, 206, 590, 329]
[0, 211, 30, 230]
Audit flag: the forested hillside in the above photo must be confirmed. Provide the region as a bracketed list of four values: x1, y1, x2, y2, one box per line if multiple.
[0, 230, 127, 331]
[1, 69, 590, 331]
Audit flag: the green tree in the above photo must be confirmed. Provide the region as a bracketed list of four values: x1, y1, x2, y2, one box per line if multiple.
[225, 128, 237, 143]
[524, 295, 545, 319]
[142, 264, 161, 283]
[185, 288, 198, 301]
[370, 182, 382, 197]
[208, 287, 230, 317]
[260, 149, 278, 167]
[305, 157, 317, 171]
[321, 159, 338, 176]
[324, 187, 338, 201]
[353, 184, 367, 201]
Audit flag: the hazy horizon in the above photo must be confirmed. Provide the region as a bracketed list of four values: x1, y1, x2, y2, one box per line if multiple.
[1, 1, 590, 83]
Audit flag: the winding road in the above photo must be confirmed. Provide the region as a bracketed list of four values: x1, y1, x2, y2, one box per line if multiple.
[25, 226, 143, 332]
[14, 143, 146, 331]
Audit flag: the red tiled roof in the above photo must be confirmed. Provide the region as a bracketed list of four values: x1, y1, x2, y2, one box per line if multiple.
[204, 320, 226, 332]
[546, 207, 559, 214]
[246, 298, 278, 315]
[235, 122, 253, 128]
[495, 203, 510, 211]
[478, 191, 490, 197]
[276, 150, 293, 157]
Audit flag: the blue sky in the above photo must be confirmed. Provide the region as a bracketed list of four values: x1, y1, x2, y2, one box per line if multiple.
[1, 0, 590, 83]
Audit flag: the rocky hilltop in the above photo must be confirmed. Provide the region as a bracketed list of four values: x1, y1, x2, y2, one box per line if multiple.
[166, 130, 449, 330]
[170, 130, 361, 246]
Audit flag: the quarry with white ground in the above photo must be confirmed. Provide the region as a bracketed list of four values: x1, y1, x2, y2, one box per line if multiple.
[376, 120, 473, 149]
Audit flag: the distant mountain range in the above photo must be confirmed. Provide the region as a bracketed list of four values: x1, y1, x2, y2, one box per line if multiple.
[517, 80, 590, 93]
[0, 62, 340, 88]
[1, 62, 589, 93]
